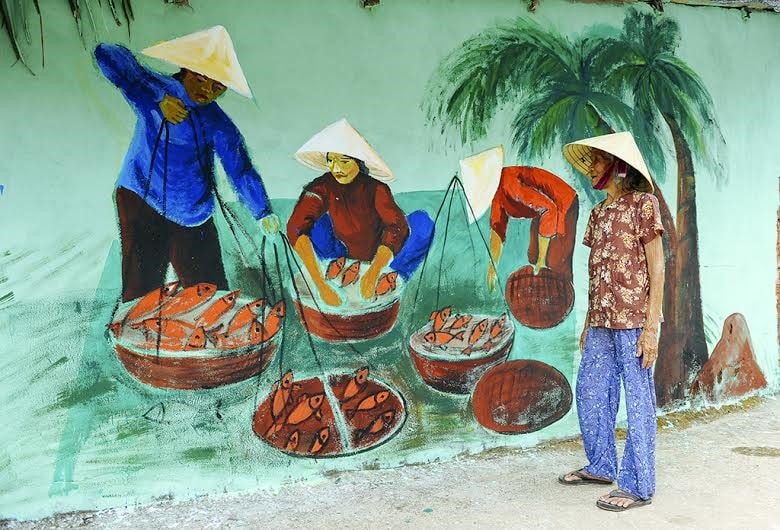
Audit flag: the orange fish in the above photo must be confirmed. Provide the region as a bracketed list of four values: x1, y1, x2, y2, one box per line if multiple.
[226, 298, 266, 334]
[464, 319, 489, 355]
[341, 261, 361, 287]
[257, 301, 286, 342]
[490, 315, 506, 339]
[194, 290, 240, 328]
[286, 394, 325, 425]
[424, 330, 465, 347]
[271, 370, 294, 419]
[157, 283, 217, 318]
[430, 306, 452, 332]
[375, 272, 398, 297]
[309, 427, 330, 454]
[326, 257, 346, 280]
[131, 318, 195, 340]
[209, 320, 264, 349]
[346, 391, 389, 418]
[447, 314, 472, 331]
[358, 410, 395, 440]
[184, 327, 207, 350]
[285, 431, 300, 451]
[125, 281, 180, 322]
[342, 366, 369, 401]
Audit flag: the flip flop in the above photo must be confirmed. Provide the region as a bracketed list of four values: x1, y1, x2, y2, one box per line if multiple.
[558, 468, 614, 486]
[596, 489, 652, 512]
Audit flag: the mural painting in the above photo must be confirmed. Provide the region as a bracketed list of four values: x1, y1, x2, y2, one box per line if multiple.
[423, 8, 768, 408]
[0, 1, 776, 521]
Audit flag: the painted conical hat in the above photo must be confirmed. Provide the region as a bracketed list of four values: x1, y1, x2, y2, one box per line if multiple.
[563, 132, 653, 191]
[295, 119, 394, 182]
[459, 146, 504, 224]
[142, 25, 252, 98]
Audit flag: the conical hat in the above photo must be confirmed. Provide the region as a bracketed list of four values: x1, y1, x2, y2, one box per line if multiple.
[563, 132, 653, 191]
[295, 119, 394, 182]
[142, 26, 252, 98]
[459, 146, 504, 224]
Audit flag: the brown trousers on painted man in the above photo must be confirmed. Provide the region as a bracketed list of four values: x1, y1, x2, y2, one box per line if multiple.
[116, 187, 229, 302]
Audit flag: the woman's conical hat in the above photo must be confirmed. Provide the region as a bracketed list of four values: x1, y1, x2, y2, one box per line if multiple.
[459, 146, 504, 224]
[142, 26, 252, 98]
[563, 132, 653, 191]
[295, 119, 394, 182]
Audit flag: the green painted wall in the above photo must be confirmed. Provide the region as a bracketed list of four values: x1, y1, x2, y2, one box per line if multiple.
[0, 0, 777, 521]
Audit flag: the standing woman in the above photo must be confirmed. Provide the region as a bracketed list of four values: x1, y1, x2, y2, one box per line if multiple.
[557, 132, 665, 512]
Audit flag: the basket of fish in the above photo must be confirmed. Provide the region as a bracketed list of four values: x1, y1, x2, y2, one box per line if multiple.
[408, 307, 515, 394]
[292, 257, 404, 342]
[107, 282, 284, 390]
[253, 367, 406, 457]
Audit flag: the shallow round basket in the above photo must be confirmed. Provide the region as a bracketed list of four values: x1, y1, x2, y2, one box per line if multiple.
[471, 359, 572, 434]
[112, 340, 278, 391]
[292, 274, 403, 342]
[109, 295, 279, 390]
[505, 266, 574, 329]
[253, 373, 407, 458]
[408, 316, 515, 394]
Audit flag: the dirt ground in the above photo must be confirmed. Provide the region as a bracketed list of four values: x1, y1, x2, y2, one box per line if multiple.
[4, 396, 779, 529]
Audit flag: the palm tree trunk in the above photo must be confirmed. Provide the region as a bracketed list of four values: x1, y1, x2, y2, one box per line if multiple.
[655, 113, 709, 405]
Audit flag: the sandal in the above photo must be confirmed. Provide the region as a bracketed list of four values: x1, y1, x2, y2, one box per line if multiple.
[596, 489, 652, 512]
[557, 468, 614, 486]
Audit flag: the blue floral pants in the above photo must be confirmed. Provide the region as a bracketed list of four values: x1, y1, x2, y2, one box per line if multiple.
[576, 327, 657, 500]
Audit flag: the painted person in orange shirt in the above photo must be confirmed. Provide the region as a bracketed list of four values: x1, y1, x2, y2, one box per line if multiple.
[557, 132, 665, 513]
[486, 166, 579, 291]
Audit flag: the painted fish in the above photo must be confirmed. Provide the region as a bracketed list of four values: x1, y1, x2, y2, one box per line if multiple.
[157, 283, 217, 318]
[131, 318, 195, 340]
[341, 261, 361, 287]
[345, 391, 389, 418]
[464, 319, 489, 355]
[357, 410, 395, 441]
[286, 394, 325, 425]
[484, 314, 507, 352]
[125, 281, 180, 322]
[194, 290, 240, 328]
[184, 327, 207, 350]
[285, 430, 300, 451]
[326, 257, 346, 280]
[375, 272, 398, 297]
[342, 366, 369, 401]
[226, 298, 266, 334]
[271, 370, 294, 419]
[257, 301, 286, 342]
[208, 320, 264, 349]
[309, 427, 330, 454]
[430, 306, 452, 332]
[447, 314, 472, 331]
[424, 330, 465, 347]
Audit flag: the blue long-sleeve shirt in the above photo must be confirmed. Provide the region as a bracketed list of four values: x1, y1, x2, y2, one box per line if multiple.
[95, 43, 271, 227]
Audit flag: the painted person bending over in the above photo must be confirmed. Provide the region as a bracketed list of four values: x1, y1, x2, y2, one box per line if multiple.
[557, 132, 665, 513]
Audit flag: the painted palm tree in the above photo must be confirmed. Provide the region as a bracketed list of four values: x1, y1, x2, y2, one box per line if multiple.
[423, 16, 679, 394]
[598, 8, 726, 404]
[424, 17, 670, 203]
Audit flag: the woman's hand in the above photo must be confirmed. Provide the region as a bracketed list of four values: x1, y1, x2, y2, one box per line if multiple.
[637, 326, 659, 369]
[159, 95, 188, 124]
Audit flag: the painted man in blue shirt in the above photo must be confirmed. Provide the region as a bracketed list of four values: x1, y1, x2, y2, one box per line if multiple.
[95, 26, 279, 302]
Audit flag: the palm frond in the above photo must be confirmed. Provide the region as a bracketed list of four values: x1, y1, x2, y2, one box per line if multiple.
[1, 0, 166, 74]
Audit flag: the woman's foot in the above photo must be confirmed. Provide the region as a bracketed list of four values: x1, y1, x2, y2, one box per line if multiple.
[596, 489, 652, 511]
[558, 468, 613, 485]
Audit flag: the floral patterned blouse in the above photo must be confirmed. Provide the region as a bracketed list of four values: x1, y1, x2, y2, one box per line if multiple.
[583, 192, 664, 329]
